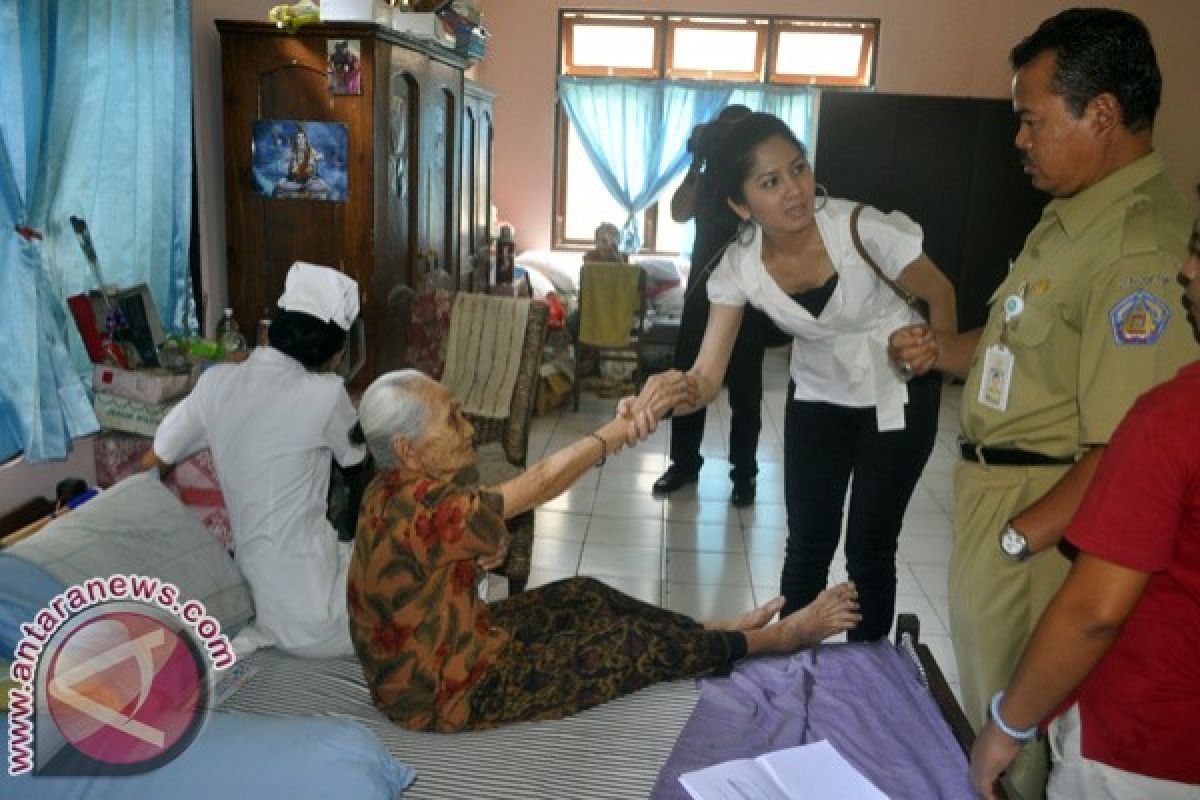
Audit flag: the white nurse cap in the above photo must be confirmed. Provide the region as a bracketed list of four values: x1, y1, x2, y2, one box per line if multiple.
[276, 261, 360, 331]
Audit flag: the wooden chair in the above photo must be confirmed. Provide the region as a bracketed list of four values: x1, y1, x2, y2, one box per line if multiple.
[458, 296, 548, 593]
[572, 262, 648, 411]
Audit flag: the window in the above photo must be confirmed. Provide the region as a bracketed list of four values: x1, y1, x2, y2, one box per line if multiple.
[770, 20, 877, 86]
[555, 11, 879, 253]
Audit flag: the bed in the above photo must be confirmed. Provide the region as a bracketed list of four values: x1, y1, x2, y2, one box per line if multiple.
[218, 613, 979, 799]
[1, 474, 987, 799]
[516, 249, 689, 319]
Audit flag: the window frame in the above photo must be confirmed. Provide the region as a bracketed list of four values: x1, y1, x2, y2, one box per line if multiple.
[553, 9, 880, 253]
[664, 16, 768, 82]
[768, 19, 878, 87]
[560, 12, 663, 78]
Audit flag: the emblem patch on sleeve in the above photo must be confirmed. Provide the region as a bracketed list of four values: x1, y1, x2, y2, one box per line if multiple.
[1109, 289, 1171, 345]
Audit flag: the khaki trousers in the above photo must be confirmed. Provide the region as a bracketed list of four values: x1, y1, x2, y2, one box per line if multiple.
[951, 460, 1072, 800]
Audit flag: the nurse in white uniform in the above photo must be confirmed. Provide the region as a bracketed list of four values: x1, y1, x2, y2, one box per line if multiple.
[150, 261, 365, 657]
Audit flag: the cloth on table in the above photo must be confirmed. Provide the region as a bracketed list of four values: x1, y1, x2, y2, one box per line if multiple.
[651, 641, 972, 800]
[441, 293, 531, 419]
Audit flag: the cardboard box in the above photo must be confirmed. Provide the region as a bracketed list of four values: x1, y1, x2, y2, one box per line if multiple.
[93, 365, 191, 405]
[535, 364, 572, 416]
[320, 0, 389, 23]
[392, 11, 440, 37]
[93, 392, 176, 437]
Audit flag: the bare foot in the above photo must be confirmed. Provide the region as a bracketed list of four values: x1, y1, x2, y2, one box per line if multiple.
[745, 583, 860, 655]
[707, 596, 786, 632]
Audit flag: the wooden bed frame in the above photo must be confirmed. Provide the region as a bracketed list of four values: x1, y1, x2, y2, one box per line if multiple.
[896, 612, 1010, 800]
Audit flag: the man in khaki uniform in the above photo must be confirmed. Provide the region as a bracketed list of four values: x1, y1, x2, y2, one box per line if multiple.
[890, 9, 1196, 799]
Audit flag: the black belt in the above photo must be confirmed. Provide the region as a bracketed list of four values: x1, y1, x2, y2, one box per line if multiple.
[959, 442, 1075, 467]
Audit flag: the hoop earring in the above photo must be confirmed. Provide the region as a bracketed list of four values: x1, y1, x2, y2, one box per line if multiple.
[814, 183, 829, 212]
[736, 217, 756, 246]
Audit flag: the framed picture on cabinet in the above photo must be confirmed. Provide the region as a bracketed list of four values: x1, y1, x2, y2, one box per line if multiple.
[251, 119, 349, 202]
[327, 39, 363, 95]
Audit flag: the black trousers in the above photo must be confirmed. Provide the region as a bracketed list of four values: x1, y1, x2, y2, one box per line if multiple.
[668, 276, 772, 482]
[780, 373, 940, 641]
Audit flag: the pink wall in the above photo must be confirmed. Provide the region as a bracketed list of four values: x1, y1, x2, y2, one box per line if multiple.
[0, 442, 96, 518]
[474, 0, 1200, 250]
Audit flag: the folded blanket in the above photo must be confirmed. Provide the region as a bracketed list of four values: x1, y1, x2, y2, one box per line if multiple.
[652, 642, 972, 800]
[579, 262, 642, 347]
[442, 293, 531, 419]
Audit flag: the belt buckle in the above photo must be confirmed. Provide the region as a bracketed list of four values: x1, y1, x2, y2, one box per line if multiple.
[959, 438, 986, 466]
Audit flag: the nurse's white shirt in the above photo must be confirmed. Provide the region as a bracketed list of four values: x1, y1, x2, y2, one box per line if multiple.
[154, 347, 365, 656]
[706, 198, 925, 431]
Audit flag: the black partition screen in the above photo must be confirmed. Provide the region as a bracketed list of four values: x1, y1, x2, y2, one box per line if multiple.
[814, 91, 1047, 331]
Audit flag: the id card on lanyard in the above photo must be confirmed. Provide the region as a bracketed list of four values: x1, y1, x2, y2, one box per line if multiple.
[978, 280, 1027, 413]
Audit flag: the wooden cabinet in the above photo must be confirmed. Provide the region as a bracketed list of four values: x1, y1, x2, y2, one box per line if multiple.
[460, 79, 496, 289]
[217, 20, 472, 388]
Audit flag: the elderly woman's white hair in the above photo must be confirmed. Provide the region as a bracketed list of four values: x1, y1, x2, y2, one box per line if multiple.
[357, 369, 434, 468]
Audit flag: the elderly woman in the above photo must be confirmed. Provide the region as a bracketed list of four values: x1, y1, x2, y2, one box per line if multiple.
[348, 369, 860, 732]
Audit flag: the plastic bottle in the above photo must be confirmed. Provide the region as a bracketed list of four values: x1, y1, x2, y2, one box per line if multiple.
[216, 308, 246, 354]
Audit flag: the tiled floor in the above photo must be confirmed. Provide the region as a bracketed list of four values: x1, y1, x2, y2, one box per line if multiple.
[517, 348, 963, 705]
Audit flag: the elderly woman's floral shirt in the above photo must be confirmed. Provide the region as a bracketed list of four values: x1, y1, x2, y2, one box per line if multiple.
[347, 467, 509, 732]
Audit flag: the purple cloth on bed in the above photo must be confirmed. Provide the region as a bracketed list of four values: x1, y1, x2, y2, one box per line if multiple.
[651, 641, 973, 799]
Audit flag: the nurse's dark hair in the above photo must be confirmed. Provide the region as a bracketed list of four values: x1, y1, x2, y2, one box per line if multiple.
[1009, 8, 1160, 133]
[267, 310, 347, 368]
[705, 112, 808, 228]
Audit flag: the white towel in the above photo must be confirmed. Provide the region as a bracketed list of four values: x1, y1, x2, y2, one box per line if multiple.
[442, 294, 531, 419]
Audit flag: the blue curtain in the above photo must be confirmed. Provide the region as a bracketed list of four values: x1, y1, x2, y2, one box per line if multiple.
[728, 84, 816, 155]
[0, 0, 192, 463]
[557, 77, 732, 252]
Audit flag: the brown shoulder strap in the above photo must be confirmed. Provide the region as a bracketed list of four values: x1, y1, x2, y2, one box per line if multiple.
[849, 203, 921, 310]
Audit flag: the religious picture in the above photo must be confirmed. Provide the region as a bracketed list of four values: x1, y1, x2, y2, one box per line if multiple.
[252, 120, 349, 202]
[327, 38, 362, 96]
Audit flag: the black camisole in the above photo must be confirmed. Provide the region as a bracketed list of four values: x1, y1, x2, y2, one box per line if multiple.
[788, 273, 839, 317]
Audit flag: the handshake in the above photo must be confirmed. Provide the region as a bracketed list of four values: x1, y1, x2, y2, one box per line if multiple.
[615, 370, 700, 442]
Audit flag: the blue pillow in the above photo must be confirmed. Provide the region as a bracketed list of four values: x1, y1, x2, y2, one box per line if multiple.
[0, 711, 416, 799]
[0, 552, 66, 660]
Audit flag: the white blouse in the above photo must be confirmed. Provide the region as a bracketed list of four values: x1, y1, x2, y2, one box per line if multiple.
[707, 198, 925, 431]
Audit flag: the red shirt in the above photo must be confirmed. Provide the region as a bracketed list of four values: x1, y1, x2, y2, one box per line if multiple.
[1061, 361, 1200, 783]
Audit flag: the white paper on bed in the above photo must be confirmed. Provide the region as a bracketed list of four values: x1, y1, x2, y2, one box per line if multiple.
[679, 740, 887, 800]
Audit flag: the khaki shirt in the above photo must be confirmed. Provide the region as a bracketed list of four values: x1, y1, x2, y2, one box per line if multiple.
[961, 152, 1195, 456]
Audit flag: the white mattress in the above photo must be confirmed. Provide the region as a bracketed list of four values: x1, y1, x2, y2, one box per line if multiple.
[516, 250, 689, 318]
[221, 649, 700, 799]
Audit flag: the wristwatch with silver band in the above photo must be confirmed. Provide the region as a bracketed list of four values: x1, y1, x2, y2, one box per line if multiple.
[999, 522, 1032, 562]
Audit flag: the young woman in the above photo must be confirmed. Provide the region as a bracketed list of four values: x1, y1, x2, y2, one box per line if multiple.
[635, 112, 956, 641]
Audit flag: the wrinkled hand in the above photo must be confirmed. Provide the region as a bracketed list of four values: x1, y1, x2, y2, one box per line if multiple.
[615, 396, 652, 446]
[476, 532, 511, 572]
[888, 324, 939, 378]
[618, 371, 696, 441]
[968, 722, 1021, 799]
